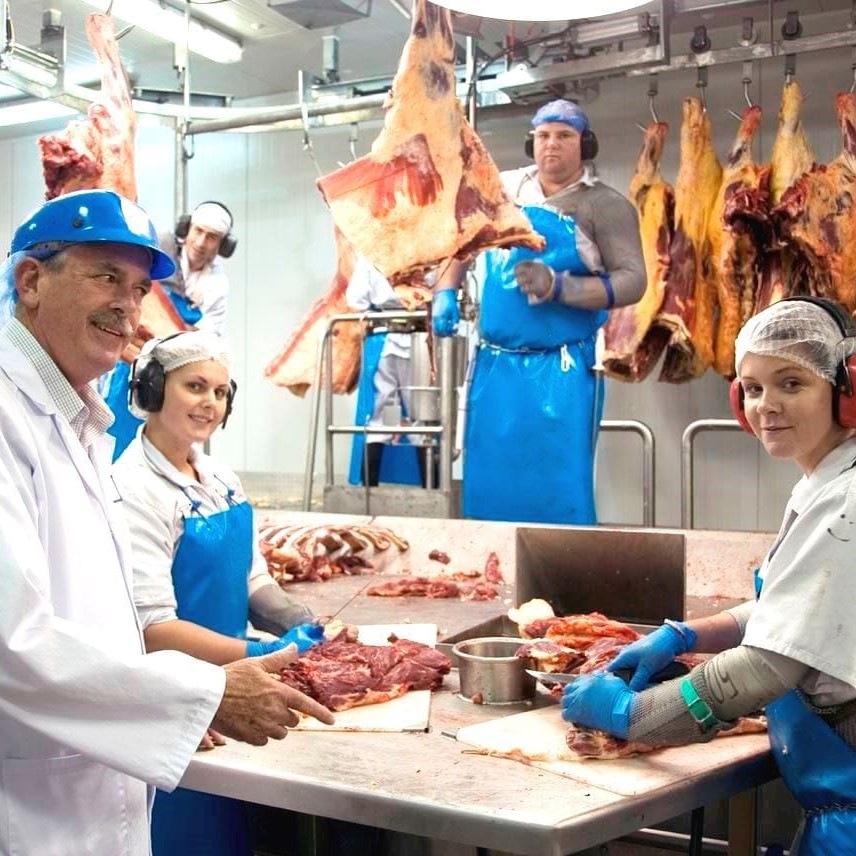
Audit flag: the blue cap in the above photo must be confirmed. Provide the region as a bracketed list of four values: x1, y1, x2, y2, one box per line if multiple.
[531, 99, 589, 134]
[11, 189, 175, 280]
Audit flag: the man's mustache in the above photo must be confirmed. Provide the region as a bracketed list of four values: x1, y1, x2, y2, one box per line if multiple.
[91, 311, 135, 338]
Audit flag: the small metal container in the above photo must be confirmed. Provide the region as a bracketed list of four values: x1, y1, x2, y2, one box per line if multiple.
[452, 637, 535, 705]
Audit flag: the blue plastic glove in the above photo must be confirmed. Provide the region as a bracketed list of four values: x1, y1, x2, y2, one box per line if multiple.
[246, 623, 325, 657]
[432, 288, 459, 337]
[561, 673, 634, 738]
[607, 620, 697, 691]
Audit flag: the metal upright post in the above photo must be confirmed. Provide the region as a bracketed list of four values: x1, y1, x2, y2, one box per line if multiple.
[439, 336, 454, 494]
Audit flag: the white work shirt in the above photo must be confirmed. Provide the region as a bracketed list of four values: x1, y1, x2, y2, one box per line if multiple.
[113, 431, 274, 629]
[346, 255, 411, 359]
[181, 252, 229, 337]
[0, 321, 224, 856]
[745, 437, 856, 706]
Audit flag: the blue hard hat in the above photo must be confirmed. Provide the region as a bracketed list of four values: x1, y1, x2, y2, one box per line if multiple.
[531, 99, 589, 134]
[11, 189, 175, 280]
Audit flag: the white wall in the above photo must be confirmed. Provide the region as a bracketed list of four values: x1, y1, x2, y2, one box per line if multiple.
[2, 31, 851, 532]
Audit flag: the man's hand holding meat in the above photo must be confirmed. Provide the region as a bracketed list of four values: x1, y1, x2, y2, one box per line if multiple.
[212, 646, 335, 746]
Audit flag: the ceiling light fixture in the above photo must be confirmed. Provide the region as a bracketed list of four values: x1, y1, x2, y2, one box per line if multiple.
[0, 99, 78, 128]
[79, 0, 243, 64]
[425, 0, 651, 22]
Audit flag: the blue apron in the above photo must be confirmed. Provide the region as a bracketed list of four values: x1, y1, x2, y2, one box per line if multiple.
[463, 206, 607, 523]
[150, 494, 254, 856]
[348, 330, 421, 486]
[754, 569, 856, 854]
[104, 290, 200, 461]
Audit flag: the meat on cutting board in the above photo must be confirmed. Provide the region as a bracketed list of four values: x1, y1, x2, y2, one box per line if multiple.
[265, 227, 364, 396]
[316, 0, 544, 281]
[39, 13, 137, 200]
[774, 92, 856, 312]
[708, 106, 772, 378]
[602, 121, 674, 381]
[658, 97, 722, 382]
[279, 631, 451, 711]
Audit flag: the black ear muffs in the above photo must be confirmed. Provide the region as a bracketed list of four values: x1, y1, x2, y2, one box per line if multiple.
[174, 200, 237, 259]
[129, 357, 166, 413]
[729, 296, 856, 434]
[524, 128, 599, 161]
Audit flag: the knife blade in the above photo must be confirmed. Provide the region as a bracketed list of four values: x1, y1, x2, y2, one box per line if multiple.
[325, 581, 372, 623]
[526, 660, 689, 686]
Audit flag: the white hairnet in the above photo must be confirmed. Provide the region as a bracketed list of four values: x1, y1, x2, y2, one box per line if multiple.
[191, 202, 231, 236]
[130, 331, 232, 419]
[735, 300, 856, 384]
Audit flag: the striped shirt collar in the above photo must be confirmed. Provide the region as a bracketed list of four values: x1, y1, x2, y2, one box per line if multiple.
[3, 318, 114, 447]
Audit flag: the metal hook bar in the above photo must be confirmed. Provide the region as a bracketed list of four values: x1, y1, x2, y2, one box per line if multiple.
[742, 61, 754, 108]
[349, 122, 359, 161]
[115, 23, 134, 40]
[635, 122, 647, 132]
[727, 108, 742, 121]
[105, 0, 115, 14]
[696, 66, 708, 110]
[784, 53, 797, 83]
[647, 73, 660, 123]
[298, 69, 323, 178]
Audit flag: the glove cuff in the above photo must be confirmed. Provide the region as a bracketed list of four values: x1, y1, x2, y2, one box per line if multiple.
[664, 619, 697, 653]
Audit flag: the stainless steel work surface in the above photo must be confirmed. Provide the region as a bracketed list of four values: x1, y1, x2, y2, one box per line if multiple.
[182, 678, 778, 856]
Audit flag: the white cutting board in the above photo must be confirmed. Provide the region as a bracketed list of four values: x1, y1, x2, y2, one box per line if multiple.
[455, 706, 771, 796]
[295, 623, 438, 732]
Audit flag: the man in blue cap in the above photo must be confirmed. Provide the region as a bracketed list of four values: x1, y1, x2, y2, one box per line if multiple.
[432, 99, 645, 524]
[0, 190, 333, 855]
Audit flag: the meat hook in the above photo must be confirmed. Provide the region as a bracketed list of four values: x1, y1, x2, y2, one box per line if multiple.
[726, 109, 742, 121]
[648, 74, 660, 123]
[115, 24, 135, 40]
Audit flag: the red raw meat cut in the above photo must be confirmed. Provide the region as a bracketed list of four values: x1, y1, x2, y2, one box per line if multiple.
[39, 13, 136, 201]
[265, 227, 363, 396]
[366, 575, 498, 601]
[316, 0, 544, 281]
[278, 632, 451, 711]
[428, 549, 450, 564]
[483, 551, 503, 584]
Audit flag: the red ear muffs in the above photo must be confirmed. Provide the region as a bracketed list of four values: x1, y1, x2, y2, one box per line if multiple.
[729, 378, 754, 435]
[836, 356, 856, 429]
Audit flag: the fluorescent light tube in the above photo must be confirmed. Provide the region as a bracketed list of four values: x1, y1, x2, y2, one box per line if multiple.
[427, 0, 651, 22]
[0, 99, 78, 127]
[79, 0, 243, 64]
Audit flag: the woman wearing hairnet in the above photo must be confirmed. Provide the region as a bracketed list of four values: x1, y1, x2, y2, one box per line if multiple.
[562, 298, 856, 853]
[112, 331, 323, 856]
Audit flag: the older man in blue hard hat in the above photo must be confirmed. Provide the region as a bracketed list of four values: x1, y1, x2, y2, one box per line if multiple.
[0, 189, 333, 856]
[431, 99, 646, 525]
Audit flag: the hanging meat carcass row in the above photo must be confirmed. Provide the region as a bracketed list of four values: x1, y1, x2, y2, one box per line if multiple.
[708, 106, 772, 378]
[657, 97, 723, 382]
[316, 0, 544, 281]
[39, 14, 136, 200]
[602, 122, 674, 381]
[265, 228, 363, 396]
[773, 92, 856, 313]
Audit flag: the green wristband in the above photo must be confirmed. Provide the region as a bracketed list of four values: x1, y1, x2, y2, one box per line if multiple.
[680, 678, 719, 732]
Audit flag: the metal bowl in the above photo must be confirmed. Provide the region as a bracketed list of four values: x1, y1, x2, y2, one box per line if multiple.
[452, 637, 535, 705]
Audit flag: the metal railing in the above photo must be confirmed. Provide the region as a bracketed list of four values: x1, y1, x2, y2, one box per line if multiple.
[600, 419, 656, 527]
[681, 418, 743, 529]
[302, 309, 459, 510]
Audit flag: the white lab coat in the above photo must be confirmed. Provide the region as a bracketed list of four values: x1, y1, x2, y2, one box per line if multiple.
[0, 337, 225, 856]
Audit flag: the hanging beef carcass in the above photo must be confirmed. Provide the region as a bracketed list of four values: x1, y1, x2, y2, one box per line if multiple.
[37, 12, 185, 356]
[602, 122, 674, 381]
[316, 0, 544, 281]
[774, 92, 856, 313]
[39, 13, 136, 200]
[657, 97, 723, 382]
[755, 81, 816, 312]
[265, 228, 363, 396]
[708, 106, 772, 378]
[770, 80, 815, 205]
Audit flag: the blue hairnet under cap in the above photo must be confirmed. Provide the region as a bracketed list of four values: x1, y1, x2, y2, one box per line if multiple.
[531, 99, 589, 134]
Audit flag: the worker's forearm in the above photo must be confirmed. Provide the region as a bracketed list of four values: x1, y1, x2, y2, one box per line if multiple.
[553, 267, 646, 311]
[433, 258, 466, 292]
[683, 611, 744, 654]
[144, 618, 247, 666]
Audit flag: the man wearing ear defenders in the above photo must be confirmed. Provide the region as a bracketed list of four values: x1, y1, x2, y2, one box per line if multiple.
[158, 200, 236, 336]
[432, 99, 645, 524]
[112, 330, 321, 856]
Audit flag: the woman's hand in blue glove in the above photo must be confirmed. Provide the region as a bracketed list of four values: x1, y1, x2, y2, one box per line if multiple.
[246, 624, 325, 657]
[560, 673, 634, 738]
[431, 288, 460, 337]
[607, 620, 697, 691]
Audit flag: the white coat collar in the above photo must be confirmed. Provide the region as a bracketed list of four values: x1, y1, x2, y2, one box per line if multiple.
[791, 437, 856, 512]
